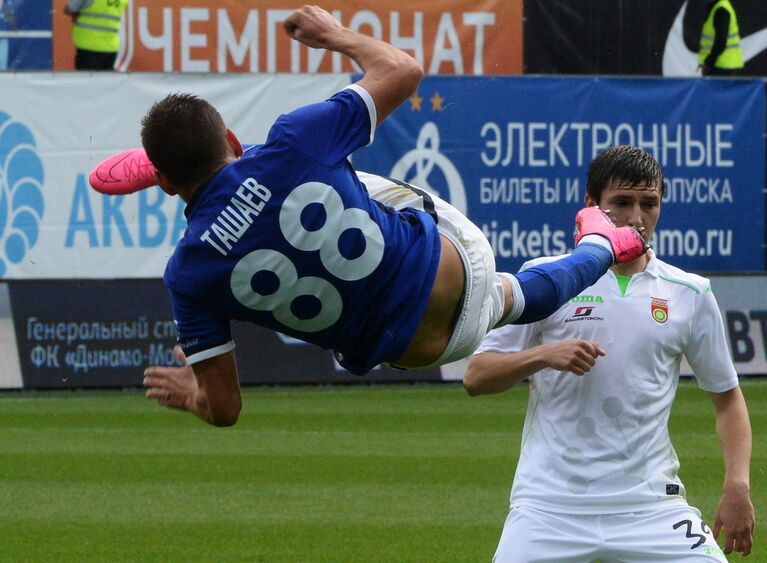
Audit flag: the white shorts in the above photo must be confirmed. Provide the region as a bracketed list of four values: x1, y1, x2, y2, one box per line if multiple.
[358, 172, 506, 366]
[493, 504, 727, 563]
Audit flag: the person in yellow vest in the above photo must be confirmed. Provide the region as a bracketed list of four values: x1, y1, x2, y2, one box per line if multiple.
[699, 0, 744, 76]
[64, 0, 127, 71]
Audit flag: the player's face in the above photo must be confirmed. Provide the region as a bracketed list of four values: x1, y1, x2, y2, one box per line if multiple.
[592, 180, 662, 242]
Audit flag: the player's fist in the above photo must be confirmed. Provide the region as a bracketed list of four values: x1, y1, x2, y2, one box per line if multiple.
[544, 339, 606, 375]
[284, 5, 345, 50]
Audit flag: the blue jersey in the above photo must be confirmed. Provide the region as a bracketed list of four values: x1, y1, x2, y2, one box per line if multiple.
[164, 86, 441, 375]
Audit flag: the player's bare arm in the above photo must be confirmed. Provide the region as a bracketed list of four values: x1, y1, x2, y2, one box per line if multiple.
[710, 386, 755, 556]
[144, 347, 242, 427]
[464, 339, 606, 396]
[284, 5, 422, 123]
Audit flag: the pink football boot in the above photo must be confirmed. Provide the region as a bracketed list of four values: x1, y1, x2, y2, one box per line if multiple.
[574, 207, 648, 264]
[89, 148, 158, 195]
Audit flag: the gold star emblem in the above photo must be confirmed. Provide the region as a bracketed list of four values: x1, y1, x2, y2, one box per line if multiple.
[430, 91, 444, 111]
[409, 92, 423, 111]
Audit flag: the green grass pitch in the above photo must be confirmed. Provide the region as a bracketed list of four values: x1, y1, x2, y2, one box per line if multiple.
[0, 379, 764, 562]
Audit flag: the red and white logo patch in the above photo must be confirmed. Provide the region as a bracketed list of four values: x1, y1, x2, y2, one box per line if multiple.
[651, 297, 669, 324]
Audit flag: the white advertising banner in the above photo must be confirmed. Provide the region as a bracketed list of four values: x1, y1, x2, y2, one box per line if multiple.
[0, 72, 351, 279]
[706, 275, 767, 377]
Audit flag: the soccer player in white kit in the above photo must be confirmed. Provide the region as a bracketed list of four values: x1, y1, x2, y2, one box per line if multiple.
[465, 146, 755, 562]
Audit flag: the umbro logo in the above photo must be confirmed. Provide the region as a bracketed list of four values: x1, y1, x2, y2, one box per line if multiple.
[565, 306, 604, 323]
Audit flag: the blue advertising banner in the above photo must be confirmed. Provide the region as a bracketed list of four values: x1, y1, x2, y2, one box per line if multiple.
[353, 76, 766, 273]
[0, 0, 51, 70]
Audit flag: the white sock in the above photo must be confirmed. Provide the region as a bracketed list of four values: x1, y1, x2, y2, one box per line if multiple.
[495, 272, 525, 326]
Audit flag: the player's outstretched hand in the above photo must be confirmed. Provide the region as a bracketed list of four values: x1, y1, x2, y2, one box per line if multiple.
[544, 339, 606, 375]
[713, 485, 755, 556]
[143, 345, 197, 412]
[283, 5, 345, 50]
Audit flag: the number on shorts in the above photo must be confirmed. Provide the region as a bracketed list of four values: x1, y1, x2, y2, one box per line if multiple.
[230, 181, 384, 332]
[672, 519, 707, 550]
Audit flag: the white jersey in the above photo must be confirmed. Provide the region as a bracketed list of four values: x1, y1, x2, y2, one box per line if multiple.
[476, 251, 738, 514]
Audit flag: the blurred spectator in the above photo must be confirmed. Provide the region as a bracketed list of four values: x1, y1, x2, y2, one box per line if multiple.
[64, 0, 127, 71]
[699, 0, 744, 75]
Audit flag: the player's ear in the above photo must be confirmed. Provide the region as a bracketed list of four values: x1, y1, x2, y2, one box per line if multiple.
[584, 193, 599, 208]
[226, 128, 244, 158]
[155, 170, 178, 197]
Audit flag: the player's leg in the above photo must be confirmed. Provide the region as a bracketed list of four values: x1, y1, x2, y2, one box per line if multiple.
[493, 506, 601, 563]
[359, 172, 503, 368]
[601, 504, 727, 562]
[360, 173, 646, 365]
[358, 171, 645, 333]
[381, 182, 646, 340]
[497, 207, 647, 326]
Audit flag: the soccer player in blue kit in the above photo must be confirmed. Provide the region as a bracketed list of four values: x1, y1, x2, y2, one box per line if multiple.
[138, 5, 647, 426]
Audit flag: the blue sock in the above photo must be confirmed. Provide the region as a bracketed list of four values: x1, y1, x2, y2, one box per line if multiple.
[509, 243, 613, 324]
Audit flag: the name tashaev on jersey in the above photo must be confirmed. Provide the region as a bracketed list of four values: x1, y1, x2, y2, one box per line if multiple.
[200, 176, 273, 256]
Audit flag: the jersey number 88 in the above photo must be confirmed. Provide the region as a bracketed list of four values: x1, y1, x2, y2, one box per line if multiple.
[230, 181, 384, 333]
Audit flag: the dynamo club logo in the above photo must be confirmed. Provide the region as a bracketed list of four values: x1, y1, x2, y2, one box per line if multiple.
[389, 122, 467, 215]
[0, 112, 44, 277]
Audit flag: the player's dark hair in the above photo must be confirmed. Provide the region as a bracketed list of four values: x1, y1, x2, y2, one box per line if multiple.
[586, 145, 665, 201]
[141, 93, 229, 190]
